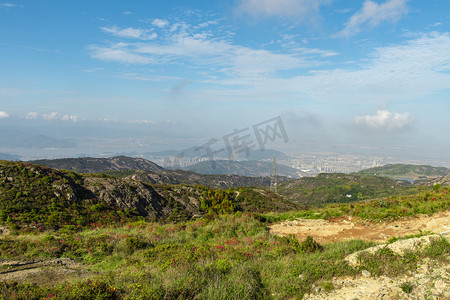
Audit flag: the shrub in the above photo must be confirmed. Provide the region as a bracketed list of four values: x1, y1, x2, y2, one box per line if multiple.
[125, 236, 148, 253]
[298, 236, 324, 253]
[400, 282, 414, 293]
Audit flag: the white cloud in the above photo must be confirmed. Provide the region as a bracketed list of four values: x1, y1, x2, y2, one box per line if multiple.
[42, 112, 80, 122]
[252, 32, 450, 102]
[235, 0, 329, 19]
[89, 44, 153, 64]
[129, 119, 156, 125]
[101, 26, 157, 40]
[337, 0, 408, 37]
[61, 115, 79, 122]
[91, 22, 324, 76]
[0, 111, 9, 119]
[0, 3, 15, 8]
[25, 112, 38, 119]
[152, 19, 169, 28]
[42, 112, 58, 120]
[90, 18, 450, 105]
[354, 110, 413, 131]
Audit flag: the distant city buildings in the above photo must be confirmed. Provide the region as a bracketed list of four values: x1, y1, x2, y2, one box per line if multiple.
[153, 151, 445, 177]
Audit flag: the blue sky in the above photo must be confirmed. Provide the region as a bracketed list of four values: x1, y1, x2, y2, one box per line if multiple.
[1, 0, 450, 160]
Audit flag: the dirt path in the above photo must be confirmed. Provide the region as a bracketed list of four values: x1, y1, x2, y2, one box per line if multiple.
[0, 258, 93, 285]
[269, 211, 450, 243]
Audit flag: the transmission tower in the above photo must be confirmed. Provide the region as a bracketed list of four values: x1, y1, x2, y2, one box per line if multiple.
[270, 158, 277, 194]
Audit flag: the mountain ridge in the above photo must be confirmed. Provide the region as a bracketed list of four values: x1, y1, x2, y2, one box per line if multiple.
[182, 159, 300, 178]
[29, 156, 164, 173]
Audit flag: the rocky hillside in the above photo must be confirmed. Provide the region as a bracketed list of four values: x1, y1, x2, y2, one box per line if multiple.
[105, 169, 292, 189]
[0, 160, 299, 229]
[182, 160, 300, 178]
[424, 174, 450, 187]
[30, 156, 164, 173]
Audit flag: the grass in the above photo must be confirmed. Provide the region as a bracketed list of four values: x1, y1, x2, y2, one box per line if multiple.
[0, 213, 448, 299]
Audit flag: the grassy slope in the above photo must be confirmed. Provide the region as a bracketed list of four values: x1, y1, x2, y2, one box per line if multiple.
[258, 186, 450, 223]
[0, 207, 448, 299]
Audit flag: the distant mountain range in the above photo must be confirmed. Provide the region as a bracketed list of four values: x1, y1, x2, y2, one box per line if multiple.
[30, 156, 163, 173]
[0, 129, 75, 149]
[182, 160, 300, 178]
[354, 164, 450, 180]
[105, 169, 292, 190]
[0, 153, 21, 161]
[29, 156, 294, 189]
[144, 148, 289, 161]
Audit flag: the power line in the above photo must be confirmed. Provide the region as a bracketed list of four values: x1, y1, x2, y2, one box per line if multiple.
[270, 158, 277, 194]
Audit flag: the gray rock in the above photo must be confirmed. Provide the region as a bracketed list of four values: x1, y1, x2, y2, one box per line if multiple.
[362, 270, 371, 277]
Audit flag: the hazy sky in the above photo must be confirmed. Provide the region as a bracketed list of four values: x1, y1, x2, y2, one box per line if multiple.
[1, 0, 449, 159]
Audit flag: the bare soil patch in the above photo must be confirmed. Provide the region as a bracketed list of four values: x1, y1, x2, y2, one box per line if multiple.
[0, 258, 94, 286]
[269, 211, 450, 243]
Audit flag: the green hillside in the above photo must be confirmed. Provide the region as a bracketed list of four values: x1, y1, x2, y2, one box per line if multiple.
[0, 160, 299, 231]
[278, 173, 420, 204]
[355, 164, 450, 180]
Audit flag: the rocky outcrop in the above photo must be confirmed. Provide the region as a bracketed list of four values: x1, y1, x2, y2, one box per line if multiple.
[305, 235, 449, 300]
[345, 234, 443, 267]
[83, 176, 172, 219]
[304, 261, 449, 299]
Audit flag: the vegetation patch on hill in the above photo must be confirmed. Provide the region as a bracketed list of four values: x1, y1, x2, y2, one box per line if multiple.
[278, 173, 421, 205]
[355, 164, 450, 180]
